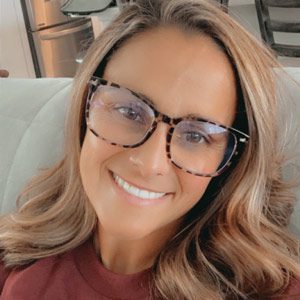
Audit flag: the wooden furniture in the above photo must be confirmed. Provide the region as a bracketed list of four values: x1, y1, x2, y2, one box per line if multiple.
[255, 0, 300, 57]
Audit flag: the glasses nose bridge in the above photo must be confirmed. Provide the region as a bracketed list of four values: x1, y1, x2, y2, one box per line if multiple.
[153, 113, 174, 160]
[141, 112, 173, 162]
[156, 112, 173, 126]
[152, 112, 176, 143]
[141, 112, 173, 149]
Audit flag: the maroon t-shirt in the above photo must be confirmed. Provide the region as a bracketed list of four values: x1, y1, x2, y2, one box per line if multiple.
[0, 239, 151, 299]
[0, 238, 299, 299]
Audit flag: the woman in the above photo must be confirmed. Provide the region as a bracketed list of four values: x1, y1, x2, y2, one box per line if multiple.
[0, 0, 299, 299]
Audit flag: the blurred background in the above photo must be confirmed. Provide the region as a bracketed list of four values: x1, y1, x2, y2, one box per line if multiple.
[0, 0, 299, 78]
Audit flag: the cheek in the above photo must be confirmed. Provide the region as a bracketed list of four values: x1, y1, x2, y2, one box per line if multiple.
[177, 171, 212, 209]
[79, 132, 119, 195]
[81, 131, 113, 163]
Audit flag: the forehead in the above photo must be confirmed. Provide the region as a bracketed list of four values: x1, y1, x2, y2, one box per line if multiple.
[103, 26, 237, 126]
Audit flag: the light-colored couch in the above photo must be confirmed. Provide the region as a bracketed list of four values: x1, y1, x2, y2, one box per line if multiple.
[0, 70, 300, 234]
[0, 78, 72, 213]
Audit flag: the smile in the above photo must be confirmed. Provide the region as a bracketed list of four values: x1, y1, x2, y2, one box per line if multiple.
[112, 173, 166, 200]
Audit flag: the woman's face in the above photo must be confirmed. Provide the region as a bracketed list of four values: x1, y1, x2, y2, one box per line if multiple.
[80, 26, 237, 241]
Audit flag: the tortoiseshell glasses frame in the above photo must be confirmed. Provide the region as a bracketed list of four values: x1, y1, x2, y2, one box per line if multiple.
[85, 76, 250, 177]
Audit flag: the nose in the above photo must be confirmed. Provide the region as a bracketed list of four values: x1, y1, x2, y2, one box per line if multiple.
[128, 123, 171, 177]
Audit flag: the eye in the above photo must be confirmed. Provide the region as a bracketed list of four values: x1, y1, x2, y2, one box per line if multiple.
[117, 107, 141, 121]
[114, 105, 149, 125]
[183, 131, 209, 144]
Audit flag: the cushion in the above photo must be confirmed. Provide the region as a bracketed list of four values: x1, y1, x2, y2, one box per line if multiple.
[0, 71, 299, 234]
[0, 78, 72, 213]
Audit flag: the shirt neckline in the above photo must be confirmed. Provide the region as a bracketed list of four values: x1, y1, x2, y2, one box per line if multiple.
[73, 238, 152, 299]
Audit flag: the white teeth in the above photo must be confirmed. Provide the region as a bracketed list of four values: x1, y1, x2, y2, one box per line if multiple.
[113, 174, 166, 200]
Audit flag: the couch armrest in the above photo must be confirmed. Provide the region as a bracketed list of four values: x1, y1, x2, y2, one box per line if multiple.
[0, 78, 72, 213]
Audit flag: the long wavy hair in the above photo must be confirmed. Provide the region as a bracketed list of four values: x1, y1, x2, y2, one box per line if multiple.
[1, 0, 300, 299]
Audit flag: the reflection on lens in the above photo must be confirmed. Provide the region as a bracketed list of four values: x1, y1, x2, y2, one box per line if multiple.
[171, 120, 236, 175]
[87, 85, 155, 146]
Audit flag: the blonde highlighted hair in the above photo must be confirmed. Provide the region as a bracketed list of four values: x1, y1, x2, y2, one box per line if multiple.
[1, 0, 300, 299]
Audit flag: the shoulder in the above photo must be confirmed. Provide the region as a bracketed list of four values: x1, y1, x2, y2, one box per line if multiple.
[12, 250, 75, 278]
[273, 278, 300, 300]
[0, 239, 96, 299]
[0, 248, 76, 297]
[0, 260, 11, 293]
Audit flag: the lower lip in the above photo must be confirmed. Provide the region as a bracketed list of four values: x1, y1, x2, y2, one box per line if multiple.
[109, 171, 171, 207]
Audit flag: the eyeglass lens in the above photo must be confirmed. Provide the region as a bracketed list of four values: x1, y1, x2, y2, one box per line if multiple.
[86, 84, 236, 176]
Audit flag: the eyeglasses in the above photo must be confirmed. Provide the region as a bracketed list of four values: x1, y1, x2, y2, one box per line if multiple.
[85, 76, 249, 177]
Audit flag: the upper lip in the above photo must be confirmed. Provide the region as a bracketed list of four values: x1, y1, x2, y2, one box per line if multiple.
[111, 171, 173, 194]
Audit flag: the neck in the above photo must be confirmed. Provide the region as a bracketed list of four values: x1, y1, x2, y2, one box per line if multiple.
[93, 221, 180, 275]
